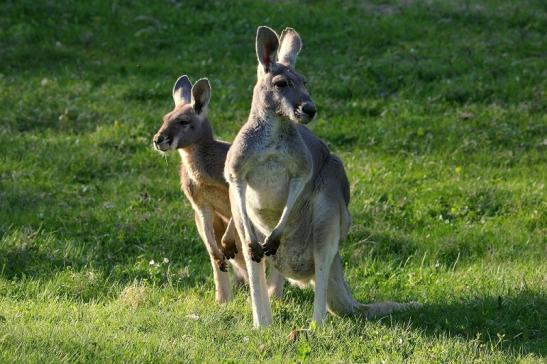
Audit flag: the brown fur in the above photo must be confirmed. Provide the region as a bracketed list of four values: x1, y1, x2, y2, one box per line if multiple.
[153, 76, 284, 303]
[153, 76, 246, 303]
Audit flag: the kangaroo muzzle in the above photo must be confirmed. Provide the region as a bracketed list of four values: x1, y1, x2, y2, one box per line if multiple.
[301, 102, 316, 119]
[297, 101, 316, 124]
[153, 133, 170, 151]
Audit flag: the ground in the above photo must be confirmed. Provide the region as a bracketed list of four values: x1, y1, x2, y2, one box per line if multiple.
[0, 0, 545, 362]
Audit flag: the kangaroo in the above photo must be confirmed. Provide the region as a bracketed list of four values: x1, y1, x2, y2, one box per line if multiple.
[153, 75, 283, 303]
[225, 27, 419, 327]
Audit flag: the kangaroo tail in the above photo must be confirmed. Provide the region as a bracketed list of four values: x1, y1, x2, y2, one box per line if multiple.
[327, 253, 421, 318]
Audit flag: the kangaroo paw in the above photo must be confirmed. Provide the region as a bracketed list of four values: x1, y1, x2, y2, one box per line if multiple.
[220, 237, 238, 260]
[262, 233, 280, 256]
[249, 241, 264, 263]
[215, 256, 228, 272]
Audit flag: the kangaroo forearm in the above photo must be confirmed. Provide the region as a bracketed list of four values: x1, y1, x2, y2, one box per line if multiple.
[229, 182, 255, 244]
[220, 217, 238, 260]
[274, 176, 306, 233]
[195, 209, 224, 259]
[221, 217, 236, 245]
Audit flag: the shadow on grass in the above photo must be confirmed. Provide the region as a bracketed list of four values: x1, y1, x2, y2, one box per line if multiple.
[379, 291, 547, 357]
[272, 280, 546, 357]
[1, 217, 545, 357]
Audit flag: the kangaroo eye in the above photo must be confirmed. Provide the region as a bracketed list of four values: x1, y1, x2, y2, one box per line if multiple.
[273, 79, 288, 88]
[177, 118, 190, 125]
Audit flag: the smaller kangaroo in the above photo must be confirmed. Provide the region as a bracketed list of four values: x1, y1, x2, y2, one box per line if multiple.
[153, 75, 283, 303]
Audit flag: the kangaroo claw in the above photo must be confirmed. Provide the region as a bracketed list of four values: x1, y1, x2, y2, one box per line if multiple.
[262, 233, 280, 256]
[215, 256, 228, 272]
[221, 238, 238, 260]
[249, 241, 264, 263]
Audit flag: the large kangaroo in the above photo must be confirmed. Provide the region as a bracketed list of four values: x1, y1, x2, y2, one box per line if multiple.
[153, 75, 284, 303]
[225, 27, 419, 327]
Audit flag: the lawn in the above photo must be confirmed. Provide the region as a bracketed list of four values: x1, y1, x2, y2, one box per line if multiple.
[0, 0, 545, 362]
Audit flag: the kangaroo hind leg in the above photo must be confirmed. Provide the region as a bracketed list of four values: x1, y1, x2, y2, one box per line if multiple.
[311, 205, 340, 324]
[229, 189, 272, 328]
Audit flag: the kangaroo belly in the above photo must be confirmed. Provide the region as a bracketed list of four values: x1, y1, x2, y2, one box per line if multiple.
[271, 217, 315, 280]
[246, 158, 289, 233]
[203, 186, 231, 218]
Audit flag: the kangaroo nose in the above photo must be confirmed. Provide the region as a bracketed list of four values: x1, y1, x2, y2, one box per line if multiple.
[302, 103, 316, 119]
[154, 134, 165, 144]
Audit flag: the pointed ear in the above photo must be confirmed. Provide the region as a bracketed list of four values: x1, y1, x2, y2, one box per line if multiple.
[172, 75, 192, 106]
[256, 26, 279, 73]
[278, 27, 302, 68]
[191, 78, 211, 115]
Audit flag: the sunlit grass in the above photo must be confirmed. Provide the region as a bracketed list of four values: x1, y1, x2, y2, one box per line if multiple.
[0, 0, 545, 362]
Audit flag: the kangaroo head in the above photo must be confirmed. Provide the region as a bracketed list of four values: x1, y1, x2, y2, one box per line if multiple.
[153, 75, 212, 152]
[254, 26, 316, 124]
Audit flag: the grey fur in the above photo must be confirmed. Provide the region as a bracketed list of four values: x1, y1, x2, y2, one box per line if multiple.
[173, 75, 192, 106]
[225, 26, 419, 327]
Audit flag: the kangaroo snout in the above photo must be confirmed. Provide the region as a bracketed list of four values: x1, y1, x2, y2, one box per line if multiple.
[301, 102, 316, 119]
[153, 133, 170, 151]
[297, 102, 316, 123]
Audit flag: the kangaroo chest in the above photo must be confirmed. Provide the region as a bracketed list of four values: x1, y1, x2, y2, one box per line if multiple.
[180, 165, 231, 219]
[245, 141, 312, 236]
[246, 151, 291, 213]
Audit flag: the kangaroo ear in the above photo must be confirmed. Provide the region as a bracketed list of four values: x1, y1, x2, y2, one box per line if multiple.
[256, 26, 279, 73]
[278, 27, 301, 68]
[191, 78, 211, 115]
[172, 75, 192, 106]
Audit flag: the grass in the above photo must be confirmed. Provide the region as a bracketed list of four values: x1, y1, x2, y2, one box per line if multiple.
[0, 0, 546, 362]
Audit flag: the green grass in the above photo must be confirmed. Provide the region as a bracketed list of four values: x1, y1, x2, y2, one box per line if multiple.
[1, 0, 546, 362]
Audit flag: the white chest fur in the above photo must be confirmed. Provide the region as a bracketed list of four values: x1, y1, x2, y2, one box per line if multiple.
[245, 153, 289, 233]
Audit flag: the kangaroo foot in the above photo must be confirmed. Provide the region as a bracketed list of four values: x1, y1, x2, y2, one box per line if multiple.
[249, 241, 264, 263]
[262, 233, 280, 256]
